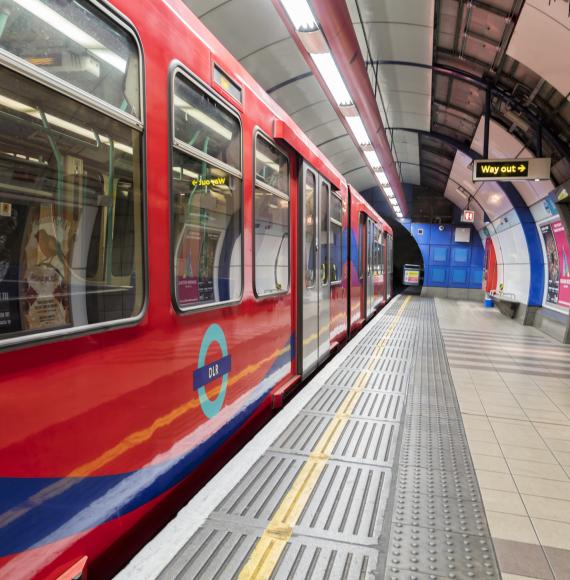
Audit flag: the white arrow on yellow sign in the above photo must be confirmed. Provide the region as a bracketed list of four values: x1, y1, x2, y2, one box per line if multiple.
[473, 157, 551, 182]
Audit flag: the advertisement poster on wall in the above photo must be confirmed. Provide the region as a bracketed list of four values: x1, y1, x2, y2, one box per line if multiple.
[540, 220, 570, 309]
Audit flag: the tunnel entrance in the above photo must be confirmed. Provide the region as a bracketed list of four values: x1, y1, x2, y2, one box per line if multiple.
[392, 221, 424, 294]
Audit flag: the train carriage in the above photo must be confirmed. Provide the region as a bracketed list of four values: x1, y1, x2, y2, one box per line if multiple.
[0, 0, 393, 578]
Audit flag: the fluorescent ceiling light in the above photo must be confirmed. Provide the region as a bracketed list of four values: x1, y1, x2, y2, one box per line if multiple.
[280, 0, 317, 30]
[384, 186, 394, 198]
[13, 0, 127, 73]
[173, 167, 199, 179]
[389, 198, 398, 206]
[375, 171, 389, 187]
[174, 96, 232, 140]
[364, 150, 380, 168]
[256, 150, 280, 171]
[311, 52, 352, 106]
[0, 93, 133, 155]
[345, 116, 370, 146]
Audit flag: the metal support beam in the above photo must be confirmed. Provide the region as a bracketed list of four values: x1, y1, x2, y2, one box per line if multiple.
[484, 88, 491, 158]
[365, 59, 570, 160]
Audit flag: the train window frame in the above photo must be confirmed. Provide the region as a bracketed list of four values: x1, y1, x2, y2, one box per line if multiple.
[169, 64, 244, 314]
[0, 0, 147, 351]
[329, 191, 342, 287]
[0, 0, 144, 131]
[252, 129, 290, 299]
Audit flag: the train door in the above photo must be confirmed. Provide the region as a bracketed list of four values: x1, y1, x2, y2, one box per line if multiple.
[359, 212, 367, 320]
[299, 163, 330, 377]
[367, 218, 374, 317]
[319, 180, 331, 362]
[387, 234, 393, 300]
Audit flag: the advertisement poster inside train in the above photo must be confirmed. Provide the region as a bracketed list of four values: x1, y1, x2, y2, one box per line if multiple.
[20, 206, 73, 331]
[0, 201, 25, 334]
[541, 220, 570, 309]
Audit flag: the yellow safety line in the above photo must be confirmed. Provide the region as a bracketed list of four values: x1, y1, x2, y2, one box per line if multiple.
[238, 296, 412, 579]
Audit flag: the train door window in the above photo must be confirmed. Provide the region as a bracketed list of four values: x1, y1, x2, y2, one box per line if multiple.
[330, 193, 342, 284]
[0, 4, 144, 345]
[171, 70, 242, 310]
[254, 133, 289, 296]
[375, 226, 382, 275]
[304, 170, 316, 288]
[320, 181, 329, 285]
[379, 232, 386, 276]
[367, 218, 373, 275]
[372, 223, 378, 274]
[359, 213, 365, 280]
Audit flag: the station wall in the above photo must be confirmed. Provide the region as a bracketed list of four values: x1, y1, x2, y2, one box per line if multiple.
[403, 221, 484, 298]
[479, 208, 534, 304]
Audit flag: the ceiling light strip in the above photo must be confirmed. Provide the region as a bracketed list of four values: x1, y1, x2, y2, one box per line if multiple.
[279, 0, 402, 218]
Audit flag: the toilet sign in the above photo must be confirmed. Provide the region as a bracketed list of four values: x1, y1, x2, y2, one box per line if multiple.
[473, 157, 551, 182]
[462, 210, 475, 223]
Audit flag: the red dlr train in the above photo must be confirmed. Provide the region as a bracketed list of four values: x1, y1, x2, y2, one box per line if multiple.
[0, 0, 394, 577]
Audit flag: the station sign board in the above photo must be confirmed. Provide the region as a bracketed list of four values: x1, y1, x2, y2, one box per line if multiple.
[461, 210, 475, 223]
[473, 157, 551, 182]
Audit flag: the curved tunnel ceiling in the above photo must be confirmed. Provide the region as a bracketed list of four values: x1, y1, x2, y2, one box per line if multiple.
[184, 0, 570, 225]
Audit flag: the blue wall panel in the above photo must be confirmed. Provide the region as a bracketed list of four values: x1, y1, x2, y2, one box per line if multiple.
[428, 266, 448, 286]
[430, 245, 449, 265]
[451, 246, 470, 266]
[411, 223, 431, 244]
[430, 224, 452, 245]
[470, 243, 484, 266]
[450, 268, 468, 287]
[408, 221, 484, 291]
[469, 267, 483, 288]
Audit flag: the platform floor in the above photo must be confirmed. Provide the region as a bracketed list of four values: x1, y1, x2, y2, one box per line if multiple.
[117, 296, 570, 580]
[438, 299, 570, 580]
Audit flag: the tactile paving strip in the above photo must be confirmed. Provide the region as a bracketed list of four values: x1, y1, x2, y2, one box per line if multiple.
[381, 299, 500, 579]
[158, 523, 380, 580]
[304, 387, 404, 421]
[270, 413, 399, 467]
[143, 297, 500, 580]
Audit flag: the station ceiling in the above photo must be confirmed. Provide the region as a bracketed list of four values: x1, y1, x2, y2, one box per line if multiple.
[184, 0, 570, 220]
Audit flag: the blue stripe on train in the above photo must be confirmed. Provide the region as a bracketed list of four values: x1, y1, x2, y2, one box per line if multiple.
[0, 336, 293, 557]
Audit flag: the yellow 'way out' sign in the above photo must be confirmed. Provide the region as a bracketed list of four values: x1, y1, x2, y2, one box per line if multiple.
[473, 157, 551, 182]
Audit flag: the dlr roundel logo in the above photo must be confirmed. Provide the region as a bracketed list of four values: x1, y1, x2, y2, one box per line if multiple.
[193, 324, 232, 419]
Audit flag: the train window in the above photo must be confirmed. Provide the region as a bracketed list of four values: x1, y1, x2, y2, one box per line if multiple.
[304, 171, 316, 289]
[254, 135, 289, 296]
[0, 65, 144, 342]
[330, 195, 342, 284]
[173, 74, 241, 171]
[171, 73, 242, 311]
[0, 0, 141, 117]
[255, 136, 288, 194]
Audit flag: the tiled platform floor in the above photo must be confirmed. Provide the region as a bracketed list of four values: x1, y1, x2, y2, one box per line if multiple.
[436, 298, 570, 580]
